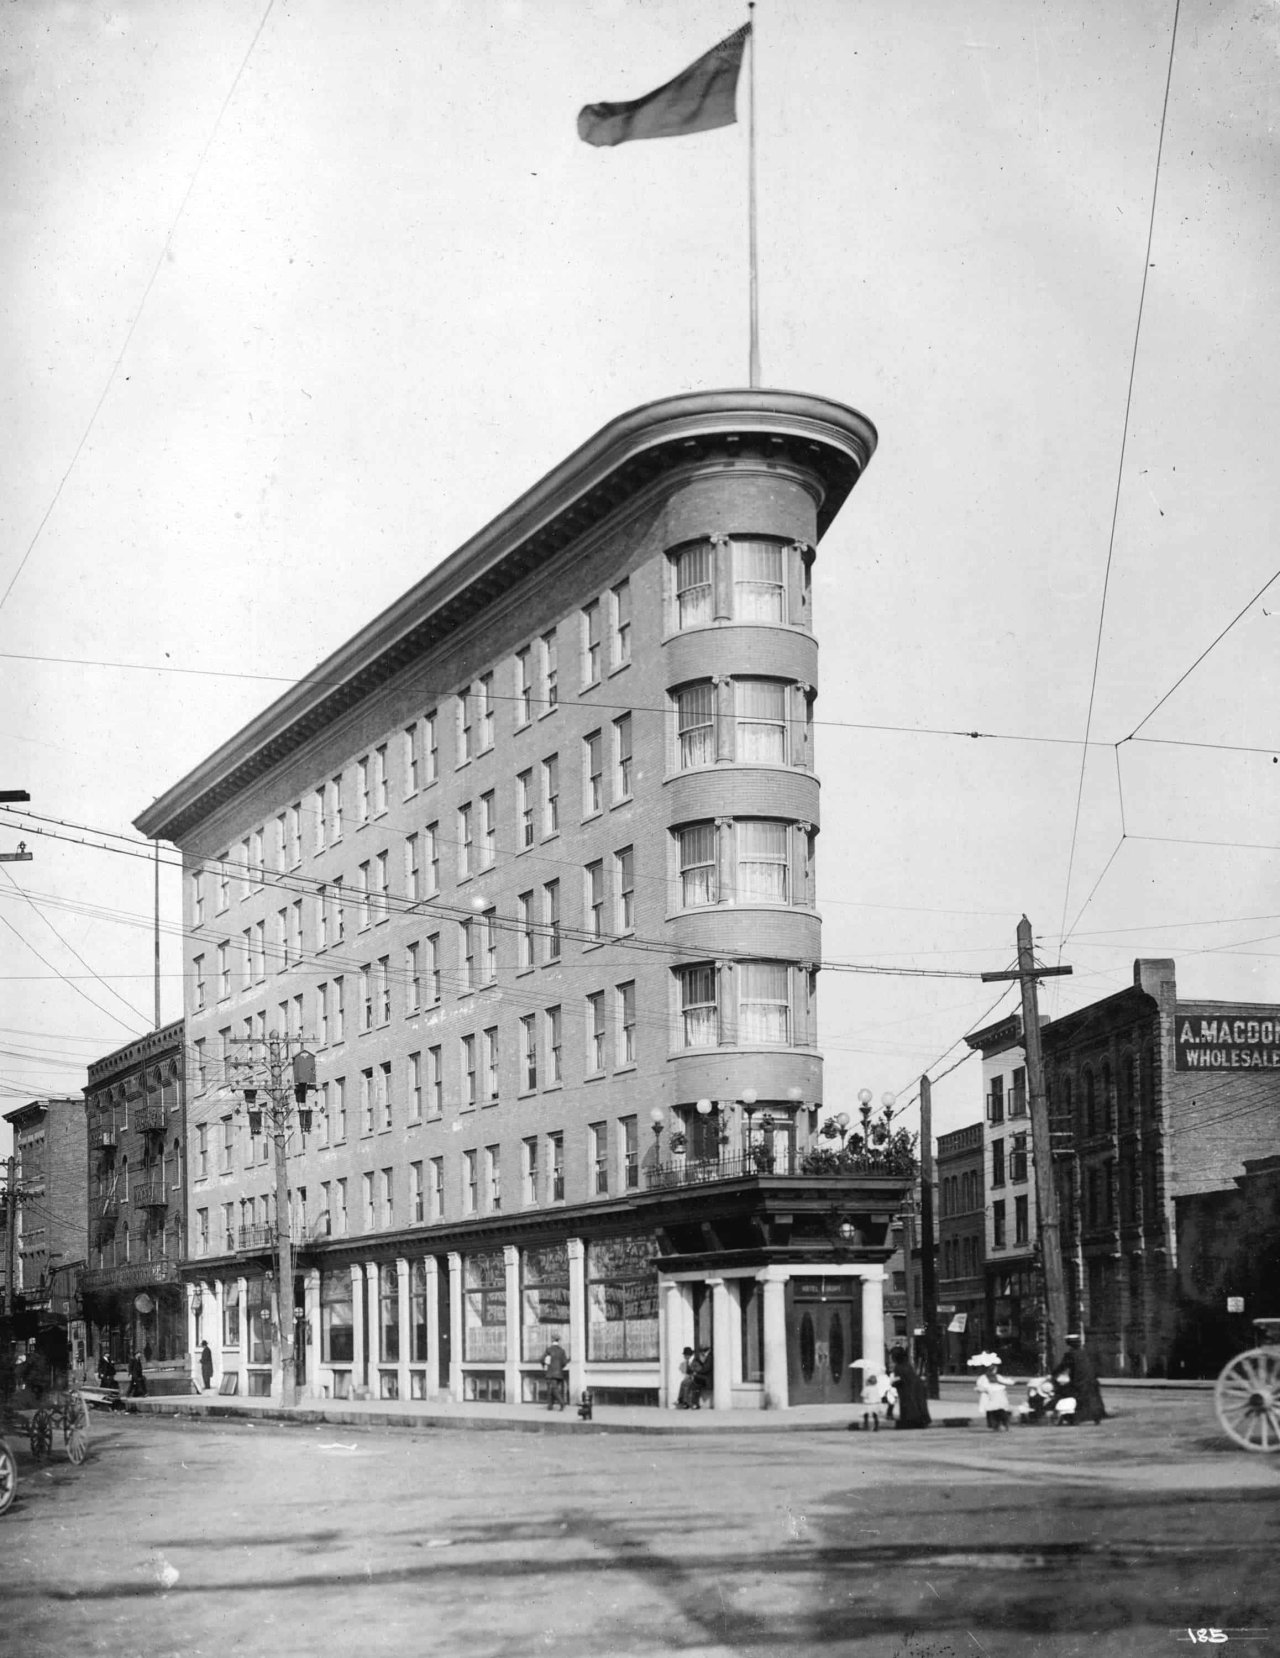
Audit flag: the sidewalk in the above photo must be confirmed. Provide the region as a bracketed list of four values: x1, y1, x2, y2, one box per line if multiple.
[129, 1375, 1200, 1437]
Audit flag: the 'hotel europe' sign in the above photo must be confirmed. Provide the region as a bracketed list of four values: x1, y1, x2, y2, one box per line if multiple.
[1176, 1013, 1280, 1071]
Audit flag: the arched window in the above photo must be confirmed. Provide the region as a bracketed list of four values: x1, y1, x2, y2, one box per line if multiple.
[1084, 1069, 1096, 1138]
[1100, 1061, 1113, 1133]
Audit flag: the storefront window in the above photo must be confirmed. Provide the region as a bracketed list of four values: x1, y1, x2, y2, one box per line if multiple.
[246, 1276, 271, 1366]
[463, 1249, 507, 1362]
[321, 1266, 353, 1363]
[222, 1288, 241, 1349]
[521, 1243, 570, 1362]
[586, 1236, 659, 1361]
[379, 1262, 400, 1363]
[410, 1260, 428, 1363]
[739, 1280, 764, 1382]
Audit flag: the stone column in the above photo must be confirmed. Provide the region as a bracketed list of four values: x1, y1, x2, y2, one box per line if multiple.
[186, 1282, 201, 1386]
[660, 1279, 684, 1408]
[205, 1279, 223, 1389]
[860, 1268, 886, 1383]
[396, 1256, 411, 1402]
[711, 532, 733, 622]
[759, 1266, 789, 1410]
[708, 1277, 733, 1412]
[567, 1237, 586, 1403]
[235, 1275, 248, 1384]
[447, 1251, 463, 1401]
[714, 675, 734, 762]
[716, 818, 734, 905]
[504, 1244, 521, 1405]
[424, 1256, 441, 1400]
[302, 1267, 320, 1400]
[349, 1262, 365, 1396]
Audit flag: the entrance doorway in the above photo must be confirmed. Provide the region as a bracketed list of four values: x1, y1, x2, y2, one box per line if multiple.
[787, 1277, 860, 1404]
[436, 1261, 451, 1391]
[294, 1275, 307, 1388]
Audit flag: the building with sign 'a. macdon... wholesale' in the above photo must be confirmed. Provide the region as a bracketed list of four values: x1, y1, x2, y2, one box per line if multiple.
[136, 389, 921, 1412]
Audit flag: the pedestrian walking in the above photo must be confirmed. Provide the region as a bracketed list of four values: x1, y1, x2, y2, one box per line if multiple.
[127, 1352, 147, 1398]
[1052, 1332, 1107, 1423]
[199, 1340, 214, 1391]
[889, 1348, 931, 1430]
[541, 1333, 568, 1410]
[968, 1352, 1012, 1430]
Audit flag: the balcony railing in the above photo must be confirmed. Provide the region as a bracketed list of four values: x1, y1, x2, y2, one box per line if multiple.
[236, 1222, 319, 1254]
[96, 1130, 118, 1153]
[647, 1142, 918, 1191]
[133, 1180, 168, 1209]
[134, 1106, 166, 1136]
[237, 1223, 275, 1253]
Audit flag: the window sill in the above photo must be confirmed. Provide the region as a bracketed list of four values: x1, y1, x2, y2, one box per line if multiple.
[612, 1063, 637, 1077]
[581, 809, 602, 825]
[610, 796, 633, 810]
[538, 706, 559, 721]
[607, 661, 631, 678]
[579, 679, 601, 696]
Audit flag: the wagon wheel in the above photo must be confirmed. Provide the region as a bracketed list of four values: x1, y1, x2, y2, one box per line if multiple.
[65, 1392, 89, 1465]
[28, 1409, 53, 1460]
[0, 1440, 17, 1515]
[1215, 1345, 1280, 1452]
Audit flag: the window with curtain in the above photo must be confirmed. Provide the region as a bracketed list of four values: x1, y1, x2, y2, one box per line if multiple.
[738, 962, 790, 1044]
[675, 543, 713, 628]
[379, 1262, 399, 1362]
[733, 538, 785, 621]
[676, 683, 715, 769]
[410, 1260, 428, 1362]
[678, 963, 718, 1048]
[678, 823, 717, 907]
[736, 820, 789, 901]
[734, 679, 787, 763]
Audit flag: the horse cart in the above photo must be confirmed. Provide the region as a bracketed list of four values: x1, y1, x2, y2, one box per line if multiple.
[1214, 1316, 1280, 1452]
[27, 1386, 91, 1465]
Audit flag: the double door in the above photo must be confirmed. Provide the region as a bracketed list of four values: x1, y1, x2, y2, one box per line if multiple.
[787, 1279, 860, 1404]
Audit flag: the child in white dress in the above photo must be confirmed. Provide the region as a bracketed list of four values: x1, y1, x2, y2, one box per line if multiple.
[976, 1362, 1013, 1430]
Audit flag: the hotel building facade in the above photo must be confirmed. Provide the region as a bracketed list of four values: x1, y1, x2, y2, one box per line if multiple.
[137, 389, 913, 1411]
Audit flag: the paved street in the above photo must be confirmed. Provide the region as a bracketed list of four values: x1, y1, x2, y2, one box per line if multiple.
[2, 1388, 1277, 1658]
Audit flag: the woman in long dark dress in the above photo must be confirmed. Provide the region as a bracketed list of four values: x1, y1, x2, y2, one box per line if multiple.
[1053, 1334, 1107, 1423]
[890, 1348, 931, 1429]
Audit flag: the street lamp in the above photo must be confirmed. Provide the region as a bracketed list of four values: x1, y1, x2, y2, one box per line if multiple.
[649, 1105, 665, 1151]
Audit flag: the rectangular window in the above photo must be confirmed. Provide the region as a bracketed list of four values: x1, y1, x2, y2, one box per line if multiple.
[361, 964, 373, 1032]
[546, 1006, 562, 1085]
[363, 1171, 375, 1231]
[406, 941, 421, 1012]
[586, 860, 604, 938]
[617, 981, 636, 1066]
[1011, 1132, 1029, 1184]
[458, 803, 473, 878]
[425, 823, 439, 894]
[380, 1059, 393, 1130]
[613, 713, 632, 798]
[197, 1123, 209, 1179]
[477, 671, 495, 751]
[217, 941, 230, 1000]
[216, 855, 231, 913]
[332, 876, 345, 945]
[424, 710, 438, 784]
[583, 598, 601, 684]
[430, 1156, 444, 1221]
[380, 1167, 393, 1229]
[993, 1199, 1007, 1249]
[358, 756, 371, 823]
[516, 647, 533, 725]
[405, 834, 421, 900]
[289, 899, 303, 964]
[462, 1034, 477, 1108]
[541, 628, 558, 712]
[332, 1076, 347, 1142]
[549, 1133, 564, 1202]
[288, 803, 302, 868]
[620, 1116, 639, 1189]
[410, 1161, 425, 1223]
[374, 850, 389, 918]
[737, 820, 789, 902]
[333, 976, 345, 1044]
[328, 777, 343, 844]
[373, 744, 388, 815]
[193, 869, 205, 928]
[403, 724, 419, 796]
[611, 579, 631, 667]
[479, 791, 496, 868]
[518, 770, 534, 847]
[542, 754, 559, 836]
[457, 692, 473, 764]
[426, 932, 440, 1005]
[252, 919, 266, 981]
[520, 1014, 537, 1091]
[362, 1068, 375, 1136]
[615, 845, 634, 932]
[517, 891, 534, 969]
[336, 1177, 348, 1234]
[589, 1122, 608, 1195]
[463, 1150, 478, 1215]
[377, 956, 390, 1025]
[480, 908, 497, 985]
[676, 682, 715, 769]
[1014, 1193, 1029, 1246]
[358, 861, 372, 930]
[734, 538, 785, 621]
[428, 1045, 442, 1117]
[194, 954, 206, 1010]
[739, 961, 790, 1044]
[735, 679, 788, 763]
[587, 991, 606, 1073]
[252, 827, 266, 886]
[584, 731, 603, 815]
[321, 1266, 353, 1362]
[462, 918, 476, 991]
[486, 1144, 501, 1211]
[991, 1139, 1005, 1187]
[679, 823, 716, 907]
[586, 1236, 659, 1361]
[543, 881, 560, 961]
[483, 1026, 499, 1101]
[675, 543, 713, 629]
[238, 838, 251, 896]
[678, 964, 718, 1049]
[522, 1137, 539, 1206]
[317, 981, 329, 1046]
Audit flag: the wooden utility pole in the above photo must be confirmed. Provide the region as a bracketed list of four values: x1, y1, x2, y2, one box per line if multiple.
[982, 916, 1072, 1363]
[918, 1073, 941, 1399]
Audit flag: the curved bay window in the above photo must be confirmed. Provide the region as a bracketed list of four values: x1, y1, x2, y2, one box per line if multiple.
[678, 823, 717, 907]
[521, 1243, 570, 1363]
[676, 682, 716, 769]
[736, 820, 789, 902]
[675, 544, 714, 628]
[586, 1236, 659, 1361]
[738, 961, 790, 1045]
[734, 679, 788, 763]
[677, 963, 719, 1049]
[463, 1249, 507, 1362]
[320, 1266, 353, 1363]
[733, 538, 785, 621]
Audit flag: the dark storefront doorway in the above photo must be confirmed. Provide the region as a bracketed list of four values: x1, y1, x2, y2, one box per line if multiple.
[436, 1260, 451, 1391]
[787, 1277, 860, 1404]
[294, 1276, 307, 1389]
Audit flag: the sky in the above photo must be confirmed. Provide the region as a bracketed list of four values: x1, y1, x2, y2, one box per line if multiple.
[1, 0, 1278, 1161]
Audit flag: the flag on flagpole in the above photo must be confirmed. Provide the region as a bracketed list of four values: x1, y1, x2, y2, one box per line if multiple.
[577, 23, 750, 148]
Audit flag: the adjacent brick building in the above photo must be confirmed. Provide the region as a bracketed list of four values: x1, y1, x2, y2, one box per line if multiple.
[936, 1121, 986, 1369]
[136, 388, 917, 1411]
[2, 1097, 88, 1326]
[81, 1021, 188, 1380]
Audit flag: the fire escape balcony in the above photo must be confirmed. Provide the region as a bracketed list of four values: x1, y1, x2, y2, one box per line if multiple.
[133, 1180, 168, 1209]
[134, 1106, 167, 1137]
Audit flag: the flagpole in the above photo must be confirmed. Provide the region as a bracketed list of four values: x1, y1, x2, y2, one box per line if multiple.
[747, 3, 760, 387]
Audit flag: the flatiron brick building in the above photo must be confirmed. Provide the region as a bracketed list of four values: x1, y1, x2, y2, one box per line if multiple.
[137, 389, 915, 1410]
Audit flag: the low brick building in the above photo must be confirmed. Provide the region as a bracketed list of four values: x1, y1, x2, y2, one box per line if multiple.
[1172, 1154, 1280, 1376]
[936, 1122, 986, 1369]
[3, 1097, 88, 1338]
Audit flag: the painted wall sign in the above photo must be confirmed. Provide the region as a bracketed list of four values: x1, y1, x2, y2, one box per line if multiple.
[1175, 1013, 1280, 1070]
